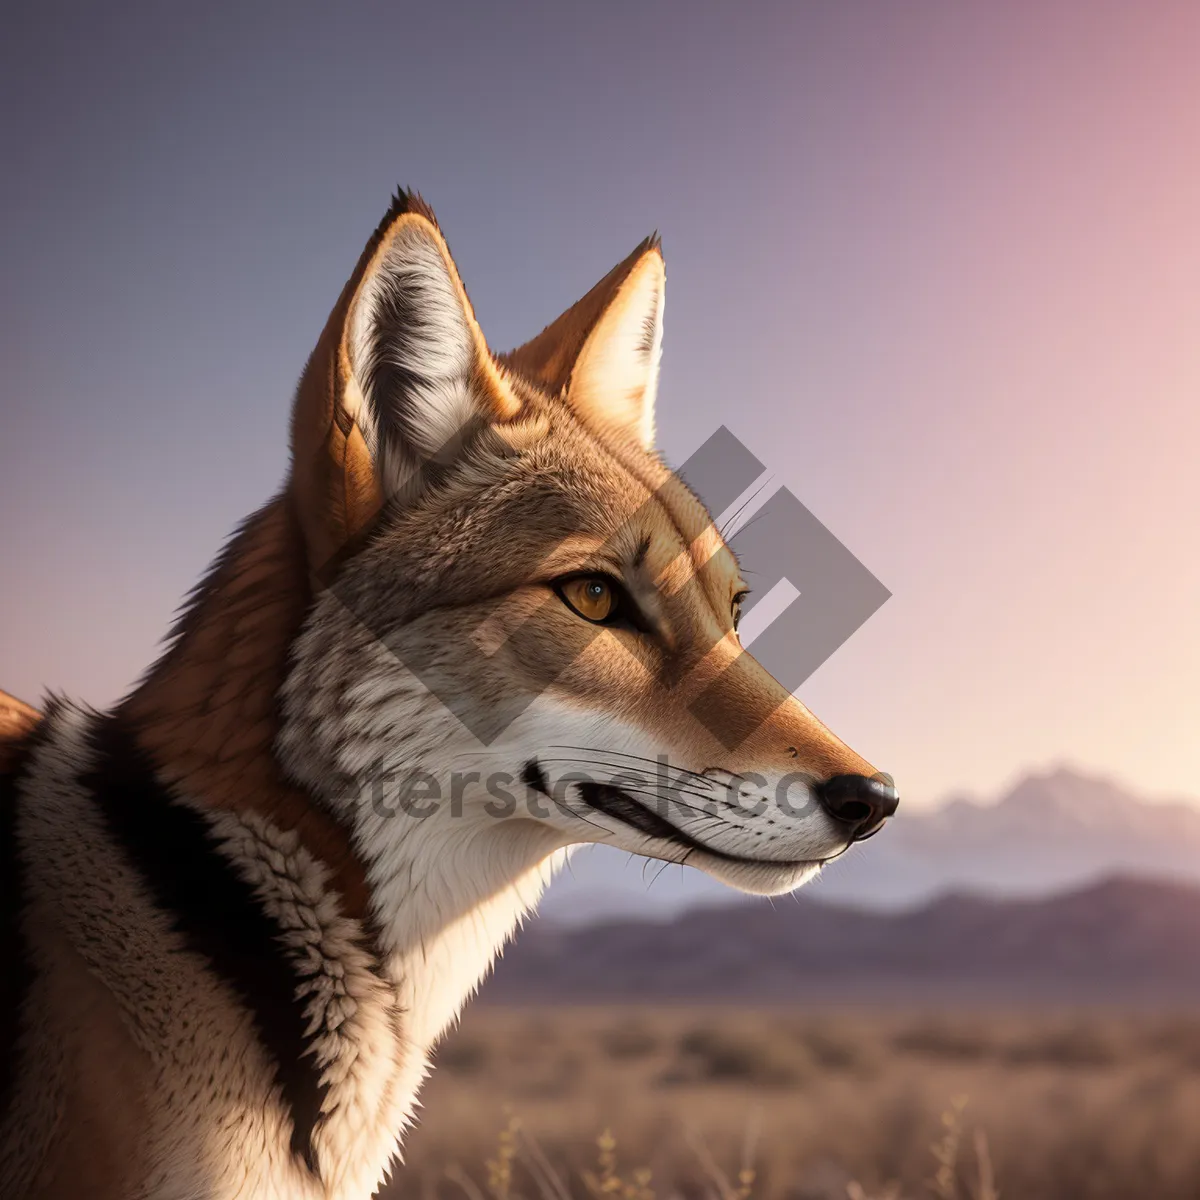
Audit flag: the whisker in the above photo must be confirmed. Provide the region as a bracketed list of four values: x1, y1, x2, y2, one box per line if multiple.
[603, 782, 738, 828]
[728, 506, 772, 542]
[646, 859, 674, 890]
[536, 759, 735, 814]
[719, 477, 774, 540]
[543, 802, 619, 838]
[546, 745, 715, 786]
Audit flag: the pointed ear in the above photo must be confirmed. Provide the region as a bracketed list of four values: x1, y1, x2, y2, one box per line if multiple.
[503, 238, 665, 449]
[290, 191, 519, 570]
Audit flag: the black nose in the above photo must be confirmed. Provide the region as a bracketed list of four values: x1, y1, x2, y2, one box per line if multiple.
[815, 773, 899, 841]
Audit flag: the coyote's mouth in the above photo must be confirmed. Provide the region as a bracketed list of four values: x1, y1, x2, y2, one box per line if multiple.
[575, 781, 823, 870]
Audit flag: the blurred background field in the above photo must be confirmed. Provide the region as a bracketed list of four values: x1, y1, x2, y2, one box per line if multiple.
[383, 1004, 1200, 1200]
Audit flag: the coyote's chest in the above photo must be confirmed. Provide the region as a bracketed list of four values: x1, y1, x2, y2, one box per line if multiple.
[3, 701, 560, 1200]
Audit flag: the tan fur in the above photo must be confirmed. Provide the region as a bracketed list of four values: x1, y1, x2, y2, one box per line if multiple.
[20, 916, 150, 1200]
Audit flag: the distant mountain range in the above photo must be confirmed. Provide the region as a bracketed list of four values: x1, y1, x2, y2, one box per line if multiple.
[489, 874, 1200, 1004]
[539, 767, 1200, 924]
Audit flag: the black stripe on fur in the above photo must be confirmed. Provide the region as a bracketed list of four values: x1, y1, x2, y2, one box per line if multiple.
[83, 713, 326, 1174]
[0, 716, 46, 1126]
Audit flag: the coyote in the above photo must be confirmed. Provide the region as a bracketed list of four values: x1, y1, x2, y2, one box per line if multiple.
[0, 192, 897, 1199]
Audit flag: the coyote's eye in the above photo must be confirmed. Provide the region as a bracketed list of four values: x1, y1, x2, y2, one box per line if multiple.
[556, 575, 620, 624]
[732, 589, 750, 632]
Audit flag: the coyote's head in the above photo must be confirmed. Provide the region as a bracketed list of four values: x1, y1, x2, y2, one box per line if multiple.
[277, 192, 896, 909]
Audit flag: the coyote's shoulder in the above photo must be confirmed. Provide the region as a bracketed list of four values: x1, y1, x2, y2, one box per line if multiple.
[1, 191, 894, 1199]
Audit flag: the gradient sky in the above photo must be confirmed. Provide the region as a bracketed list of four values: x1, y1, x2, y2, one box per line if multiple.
[2, 1, 1198, 808]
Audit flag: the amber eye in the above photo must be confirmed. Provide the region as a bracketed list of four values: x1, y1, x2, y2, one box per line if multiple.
[557, 575, 619, 624]
[732, 589, 750, 632]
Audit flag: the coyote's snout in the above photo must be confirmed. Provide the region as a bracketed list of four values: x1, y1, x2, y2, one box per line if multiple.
[1, 191, 895, 1199]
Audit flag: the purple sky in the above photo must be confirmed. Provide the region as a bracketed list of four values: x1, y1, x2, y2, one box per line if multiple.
[3, 1, 1198, 806]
